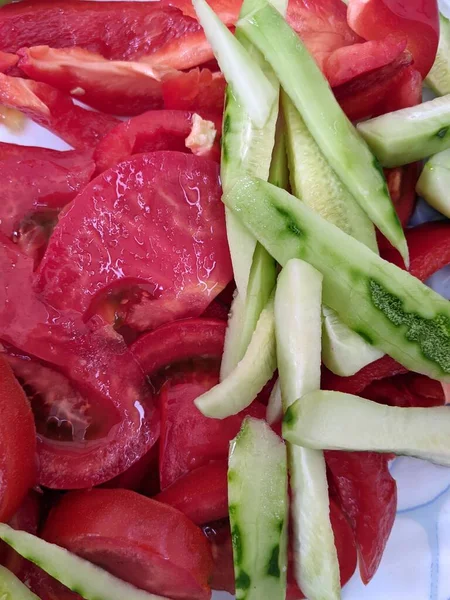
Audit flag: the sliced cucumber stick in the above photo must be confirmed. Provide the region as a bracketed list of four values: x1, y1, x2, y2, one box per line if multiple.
[283, 390, 450, 467]
[266, 378, 283, 425]
[228, 417, 288, 600]
[0, 565, 40, 599]
[269, 114, 289, 190]
[0, 525, 168, 600]
[416, 148, 450, 218]
[426, 13, 450, 96]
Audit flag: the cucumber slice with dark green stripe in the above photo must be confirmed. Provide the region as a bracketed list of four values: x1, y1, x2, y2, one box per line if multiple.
[223, 176, 450, 381]
[0, 565, 40, 599]
[228, 417, 288, 600]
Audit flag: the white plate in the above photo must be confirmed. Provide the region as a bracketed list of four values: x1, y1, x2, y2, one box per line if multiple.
[1, 1, 450, 598]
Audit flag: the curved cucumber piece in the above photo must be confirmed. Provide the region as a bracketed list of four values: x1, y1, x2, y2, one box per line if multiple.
[283, 390, 450, 467]
[0, 525, 168, 600]
[268, 115, 289, 190]
[0, 565, 40, 599]
[416, 148, 450, 218]
[283, 93, 378, 252]
[275, 259, 340, 600]
[228, 417, 288, 600]
[322, 306, 384, 377]
[220, 290, 244, 381]
[426, 13, 450, 96]
[196, 296, 276, 418]
[238, 2, 408, 265]
[224, 176, 450, 381]
[358, 95, 450, 167]
[266, 378, 282, 425]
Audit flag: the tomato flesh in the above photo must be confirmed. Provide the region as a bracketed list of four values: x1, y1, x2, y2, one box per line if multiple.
[162, 69, 226, 114]
[202, 519, 235, 594]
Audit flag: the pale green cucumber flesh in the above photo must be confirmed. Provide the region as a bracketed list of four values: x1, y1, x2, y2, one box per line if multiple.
[238, 2, 408, 264]
[283, 92, 378, 253]
[426, 13, 450, 96]
[283, 390, 450, 466]
[224, 176, 450, 381]
[0, 565, 40, 599]
[357, 95, 450, 167]
[220, 290, 245, 380]
[196, 296, 277, 418]
[268, 113, 289, 190]
[0, 525, 168, 600]
[416, 148, 450, 219]
[228, 417, 288, 600]
[266, 378, 283, 424]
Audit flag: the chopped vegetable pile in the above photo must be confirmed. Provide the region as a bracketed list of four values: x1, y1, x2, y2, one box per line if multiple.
[0, 0, 449, 599]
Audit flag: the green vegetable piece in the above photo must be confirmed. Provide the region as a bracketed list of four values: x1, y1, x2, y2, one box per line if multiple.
[228, 417, 288, 600]
[0, 525, 169, 600]
[0, 565, 41, 599]
[268, 114, 289, 190]
[238, 2, 408, 265]
[275, 259, 340, 600]
[426, 13, 450, 96]
[266, 378, 282, 425]
[416, 147, 450, 218]
[283, 390, 450, 466]
[357, 95, 450, 167]
[223, 176, 450, 381]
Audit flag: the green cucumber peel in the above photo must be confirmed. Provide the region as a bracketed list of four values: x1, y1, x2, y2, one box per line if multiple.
[238, 2, 408, 265]
[0, 524, 169, 600]
[223, 176, 450, 381]
[357, 95, 450, 167]
[0, 565, 40, 599]
[275, 259, 341, 600]
[228, 417, 288, 600]
[426, 13, 450, 96]
[416, 148, 450, 219]
[283, 390, 450, 467]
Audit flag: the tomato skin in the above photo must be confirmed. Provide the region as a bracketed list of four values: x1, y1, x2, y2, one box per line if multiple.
[0, 355, 36, 522]
[0, 51, 18, 73]
[202, 520, 235, 594]
[42, 489, 214, 600]
[363, 372, 445, 408]
[384, 163, 419, 229]
[347, 0, 439, 77]
[156, 461, 228, 525]
[162, 69, 226, 114]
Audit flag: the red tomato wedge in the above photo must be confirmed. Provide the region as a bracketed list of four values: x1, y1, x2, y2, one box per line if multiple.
[347, 0, 440, 77]
[94, 110, 218, 175]
[0, 74, 118, 150]
[155, 461, 228, 525]
[363, 372, 445, 408]
[42, 489, 214, 600]
[0, 51, 18, 73]
[37, 152, 231, 333]
[286, 498, 357, 599]
[326, 452, 397, 584]
[162, 68, 226, 113]
[202, 520, 235, 594]
[104, 443, 160, 494]
[0, 142, 94, 165]
[378, 66, 423, 114]
[384, 163, 419, 229]
[0, 355, 36, 523]
[18, 46, 167, 117]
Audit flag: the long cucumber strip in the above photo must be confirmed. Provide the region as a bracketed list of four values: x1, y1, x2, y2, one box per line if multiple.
[268, 114, 289, 189]
[426, 13, 450, 96]
[283, 390, 450, 467]
[416, 148, 450, 218]
[228, 417, 288, 600]
[266, 378, 283, 424]
[223, 176, 450, 381]
[357, 95, 450, 167]
[275, 259, 340, 600]
[0, 525, 169, 600]
[0, 565, 40, 599]
[238, 2, 408, 265]
[220, 290, 244, 380]
[196, 295, 276, 418]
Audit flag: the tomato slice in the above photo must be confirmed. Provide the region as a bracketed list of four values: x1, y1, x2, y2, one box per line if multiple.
[363, 372, 445, 408]
[378, 66, 423, 114]
[0, 143, 94, 165]
[156, 460, 228, 525]
[42, 489, 214, 600]
[0, 50, 18, 73]
[347, 0, 440, 77]
[162, 69, 226, 114]
[325, 451, 397, 584]
[384, 163, 419, 229]
[37, 152, 231, 333]
[103, 442, 160, 494]
[202, 519, 235, 594]
[0, 355, 36, 522]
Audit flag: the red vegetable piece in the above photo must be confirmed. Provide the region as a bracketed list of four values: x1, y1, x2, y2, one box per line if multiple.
[162, 68, 226, 114]
[347, 0, 440, 77]
[384, 163, 419, 229]
[363, 372, 445, 408]
[379, 66, 423, 114]
[0, 50, 18, 73]
[104, 443, 160, 493]
[37, 152, 232, 333]
[0, 355, 36, 523]
[325, 451, 397, 584]
[202, 520, 235, 594]
[201, 299, 229, 321]
[42, 489, 214, 600]
[18, 46, 167, 116]
[0, 74, 118, 150]
[155, 461, 228, 525]
[162, 0, 239, 25]
[0, 142, 94, 165]
[21, 565, 82, 600]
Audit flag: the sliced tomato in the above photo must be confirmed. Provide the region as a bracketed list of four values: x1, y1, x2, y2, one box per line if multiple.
[162, 69, 226, 114]
[286, 498, 357, 599]
[42, 489, 214, 600]
[18, 46, 165, 116]
[104, 442, 160, 494]
[202, 519, 235, 594]
[22, 565, 82, 600]
[347, 0, 440, 77]
[162, 0, 239, 25]
[94, 110, 217, 175]
[0, 74, 118, 150]
[0, 50, 18, 73]
[378, 66, 423, 114]
[0, 355, 36, 522]
[201, 299, 229, 321]
[155, 461, 228, 525]
[0, 142, 94, 165]
[37, 152, 232, 333]
[384, 163, 419, 229]
[363, 372, 445, 408]
[325, 451, 397, 584]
